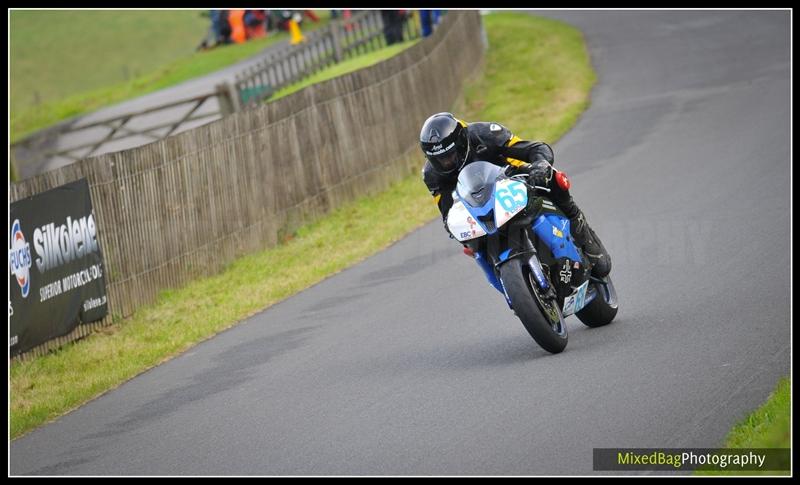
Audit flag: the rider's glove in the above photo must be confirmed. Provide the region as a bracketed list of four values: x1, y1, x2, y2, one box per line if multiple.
[527, 160, 553, 187]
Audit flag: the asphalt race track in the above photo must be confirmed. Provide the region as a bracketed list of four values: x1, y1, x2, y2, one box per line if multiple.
[11, 11, 790, 476]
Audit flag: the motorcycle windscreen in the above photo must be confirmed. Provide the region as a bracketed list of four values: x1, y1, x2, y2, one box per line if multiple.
[456, 161, 503, 208]
[456, 161, 503, 234]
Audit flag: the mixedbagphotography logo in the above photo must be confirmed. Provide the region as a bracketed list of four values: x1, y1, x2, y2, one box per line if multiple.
[593, 448, 791, 472]
[9, 219, 33, 298]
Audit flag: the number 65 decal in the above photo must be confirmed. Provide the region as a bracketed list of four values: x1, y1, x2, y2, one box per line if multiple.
[496, 181, 527, 211]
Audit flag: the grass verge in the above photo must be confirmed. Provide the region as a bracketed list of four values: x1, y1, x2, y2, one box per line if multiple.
[10, 12, 596, 440]
[269, 38, 420, 101]
[695, 377, 791, 476]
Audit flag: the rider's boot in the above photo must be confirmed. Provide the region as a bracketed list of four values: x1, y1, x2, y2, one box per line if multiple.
[569, 210, 612, 278]
[551, 190, 612, 278]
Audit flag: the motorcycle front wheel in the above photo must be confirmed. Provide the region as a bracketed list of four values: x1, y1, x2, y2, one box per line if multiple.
[499, 258, 568, 354]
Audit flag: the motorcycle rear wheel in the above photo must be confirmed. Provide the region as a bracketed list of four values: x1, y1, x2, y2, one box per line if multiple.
[575, 275, 618, 328]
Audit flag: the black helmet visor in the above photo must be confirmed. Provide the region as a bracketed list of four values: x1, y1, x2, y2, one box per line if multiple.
[434, 149, 459, 172]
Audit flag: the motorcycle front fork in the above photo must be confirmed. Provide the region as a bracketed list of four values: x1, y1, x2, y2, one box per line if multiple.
[472, 226, 544, 310]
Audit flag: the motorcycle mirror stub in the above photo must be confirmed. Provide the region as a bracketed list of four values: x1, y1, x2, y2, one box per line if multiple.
[555, 170, 571, 191]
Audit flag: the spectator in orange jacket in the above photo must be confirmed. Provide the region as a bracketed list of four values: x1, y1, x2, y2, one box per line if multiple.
[228, 9, 247, 44]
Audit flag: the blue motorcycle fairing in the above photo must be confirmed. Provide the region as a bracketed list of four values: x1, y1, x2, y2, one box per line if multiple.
[532, 214, 583, 262]
[475, 250, 506, 296]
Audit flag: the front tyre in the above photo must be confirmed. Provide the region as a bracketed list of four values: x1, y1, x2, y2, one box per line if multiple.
[499, 258, 568, 354]
[575, 275, 618, 327]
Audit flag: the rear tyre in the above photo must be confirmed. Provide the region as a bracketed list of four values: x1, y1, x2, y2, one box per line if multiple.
[499, 258, 568, 354]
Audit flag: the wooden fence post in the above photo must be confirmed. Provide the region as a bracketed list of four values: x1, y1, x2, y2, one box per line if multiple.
[331, 19, 343, 63]
[216, 82, 241, 115]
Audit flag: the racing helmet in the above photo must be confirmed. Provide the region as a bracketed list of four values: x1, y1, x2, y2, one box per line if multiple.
[419, 112, 470, 174]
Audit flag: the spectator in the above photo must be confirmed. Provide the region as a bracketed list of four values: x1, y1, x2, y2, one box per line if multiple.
[228, 9, 247, 44]
[268, 10, 301, 32]
[343, 10, 353, 31]
[381, 10, 406, 45]
[197, 11, 215, 50]
[197, 10, 232, 50]
[244, 10, 267, 39]
[213, 10, 232, 45]
[265, 9, 276, 31]
[198, 9, 277, 51]
[420, 10, 442, 37]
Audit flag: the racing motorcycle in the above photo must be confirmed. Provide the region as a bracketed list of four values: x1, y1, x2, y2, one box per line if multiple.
[446, 161, 618, 353]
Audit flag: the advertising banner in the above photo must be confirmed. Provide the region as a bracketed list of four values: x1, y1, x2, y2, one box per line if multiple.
[9, 178, 108, 356]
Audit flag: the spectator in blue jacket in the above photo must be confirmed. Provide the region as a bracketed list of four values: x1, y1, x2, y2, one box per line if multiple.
[420, 10, 442, 37]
